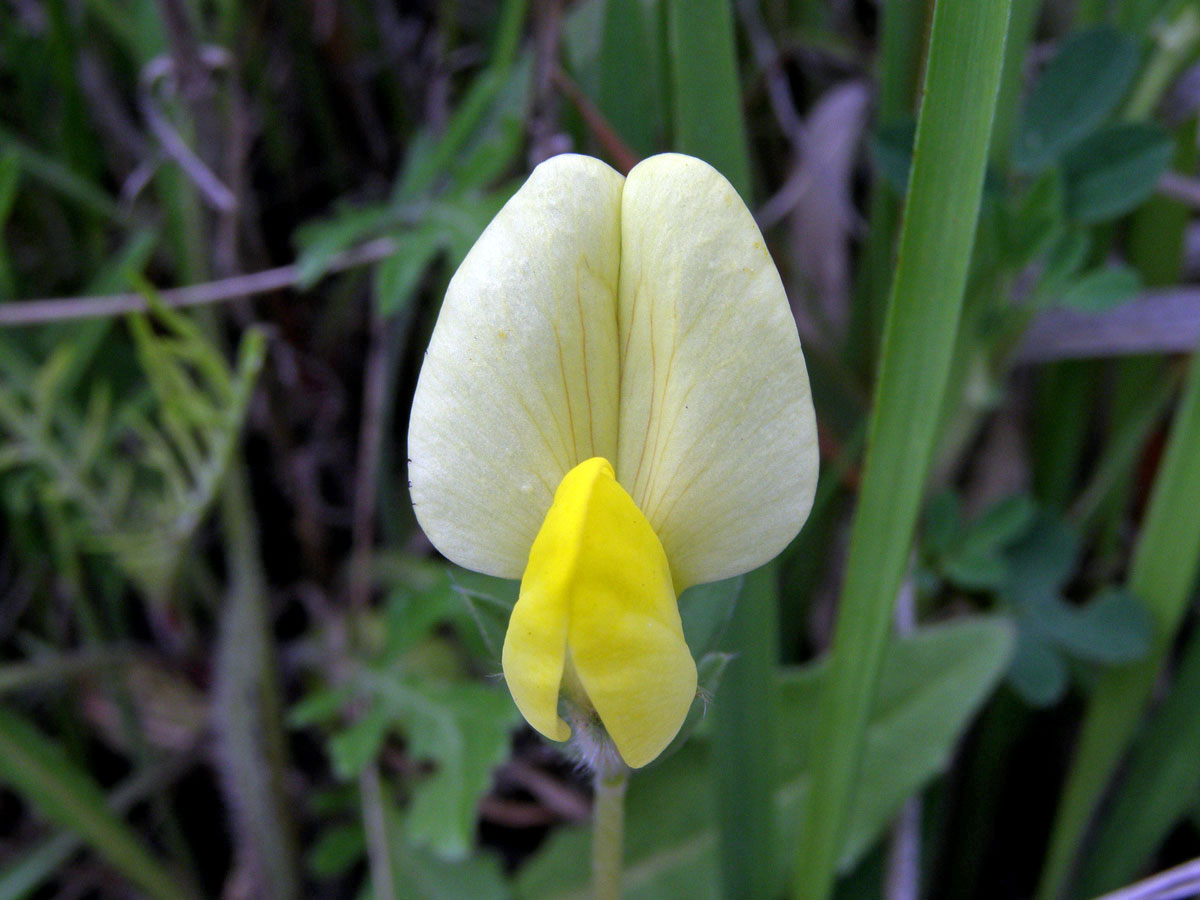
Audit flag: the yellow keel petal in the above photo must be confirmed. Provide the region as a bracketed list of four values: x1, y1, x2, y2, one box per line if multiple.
[504, 457, 696, 768]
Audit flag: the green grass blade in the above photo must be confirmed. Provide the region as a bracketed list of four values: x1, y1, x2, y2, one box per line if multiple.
[0, 709, 197, 900]
[0, 125, 126, 224]
[212, 462, 300, 900]
[667, 0, 752, 199]
[1033, 361, 1095, 509]
[1037, 342, 1200, 900]
[0, 832, 81, 900]
[847, 0, 929, 373]
[712, 566, 779, 900]
[598, 0, 660, 157]
[990, 0, 1042, 163]
[0, 753, 195, 900]
[876, 0, 929, 121]
[790, 2, 1011, 899]
[0, 149, 20, 297]
[1075, 626, 1200, 895]
[1069, 369, 1177, 532]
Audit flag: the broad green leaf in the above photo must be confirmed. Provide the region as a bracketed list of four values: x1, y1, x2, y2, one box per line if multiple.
[329, 705, 391, 780]
[367, 675, 520, 860]
[1008, 633, 1069, 707]
[517, 743, 719, 900]
[1012, 27, 1140, 172]
[1003, 512, 1079, 601]
[517, 618, 1013, 900]
[1063, 123, 1173, 223]
[1056, 265, 1142, 312]
[1034, 229, 1092, 304]
[392, 840, 511, 900]
[288, 685, 354, 728]
[942, 547, 1008, 591]
[1128, 116, 1198, 287]
[598, 0, 661, 157]
[925, 493, 1036, 593]
[963, 494, 1037, 551]
[0, 709, 196, 900]
[1040, 587, 1152, 664]
[1001, 512, 1152, 704]
[383, 574, 465, 660]
[1000, 170, 1066, 269]
[561, 0, 606, 97]
[829, 618, 1013, 869]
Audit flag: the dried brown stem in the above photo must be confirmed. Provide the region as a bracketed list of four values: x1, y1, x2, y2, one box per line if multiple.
[0, 238, 398, 326]
[550, 67, 639, 174]
[1016, 289, 1200, 363]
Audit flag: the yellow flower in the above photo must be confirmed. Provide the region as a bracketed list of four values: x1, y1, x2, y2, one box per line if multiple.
[408, 153, 818, 768]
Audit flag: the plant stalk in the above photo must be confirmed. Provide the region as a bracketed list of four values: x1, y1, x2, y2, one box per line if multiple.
[592, 760, 630, 900]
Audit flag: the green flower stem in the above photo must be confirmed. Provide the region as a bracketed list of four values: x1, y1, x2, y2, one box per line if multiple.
[592, 760, 630, 900]
[790, 2, 1010, 899]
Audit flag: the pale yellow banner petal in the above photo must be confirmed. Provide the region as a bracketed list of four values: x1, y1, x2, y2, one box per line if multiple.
[408, 155, 624, 577]
[616, 154, 819, 589]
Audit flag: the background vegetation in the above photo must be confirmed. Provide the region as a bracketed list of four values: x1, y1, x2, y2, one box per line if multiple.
[1, 0, 1199, 899]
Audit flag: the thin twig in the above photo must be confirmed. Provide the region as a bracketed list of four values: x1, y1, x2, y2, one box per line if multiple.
[1158, 170, 1200, 208]
[0, 237, 398, 326]
[348, 310, 394, 620]
[1015, 289, 1200, 363]
[140, 48, 239, 212]
[528, 0, 567, 166]
[736, 0, 806, 151]
[550, 67, 639, 173]
[155, 0, 209, 101]
[359, 762, 397, 900]
[500, 758, 591, 821]
[1091, 855, 1200, 900]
